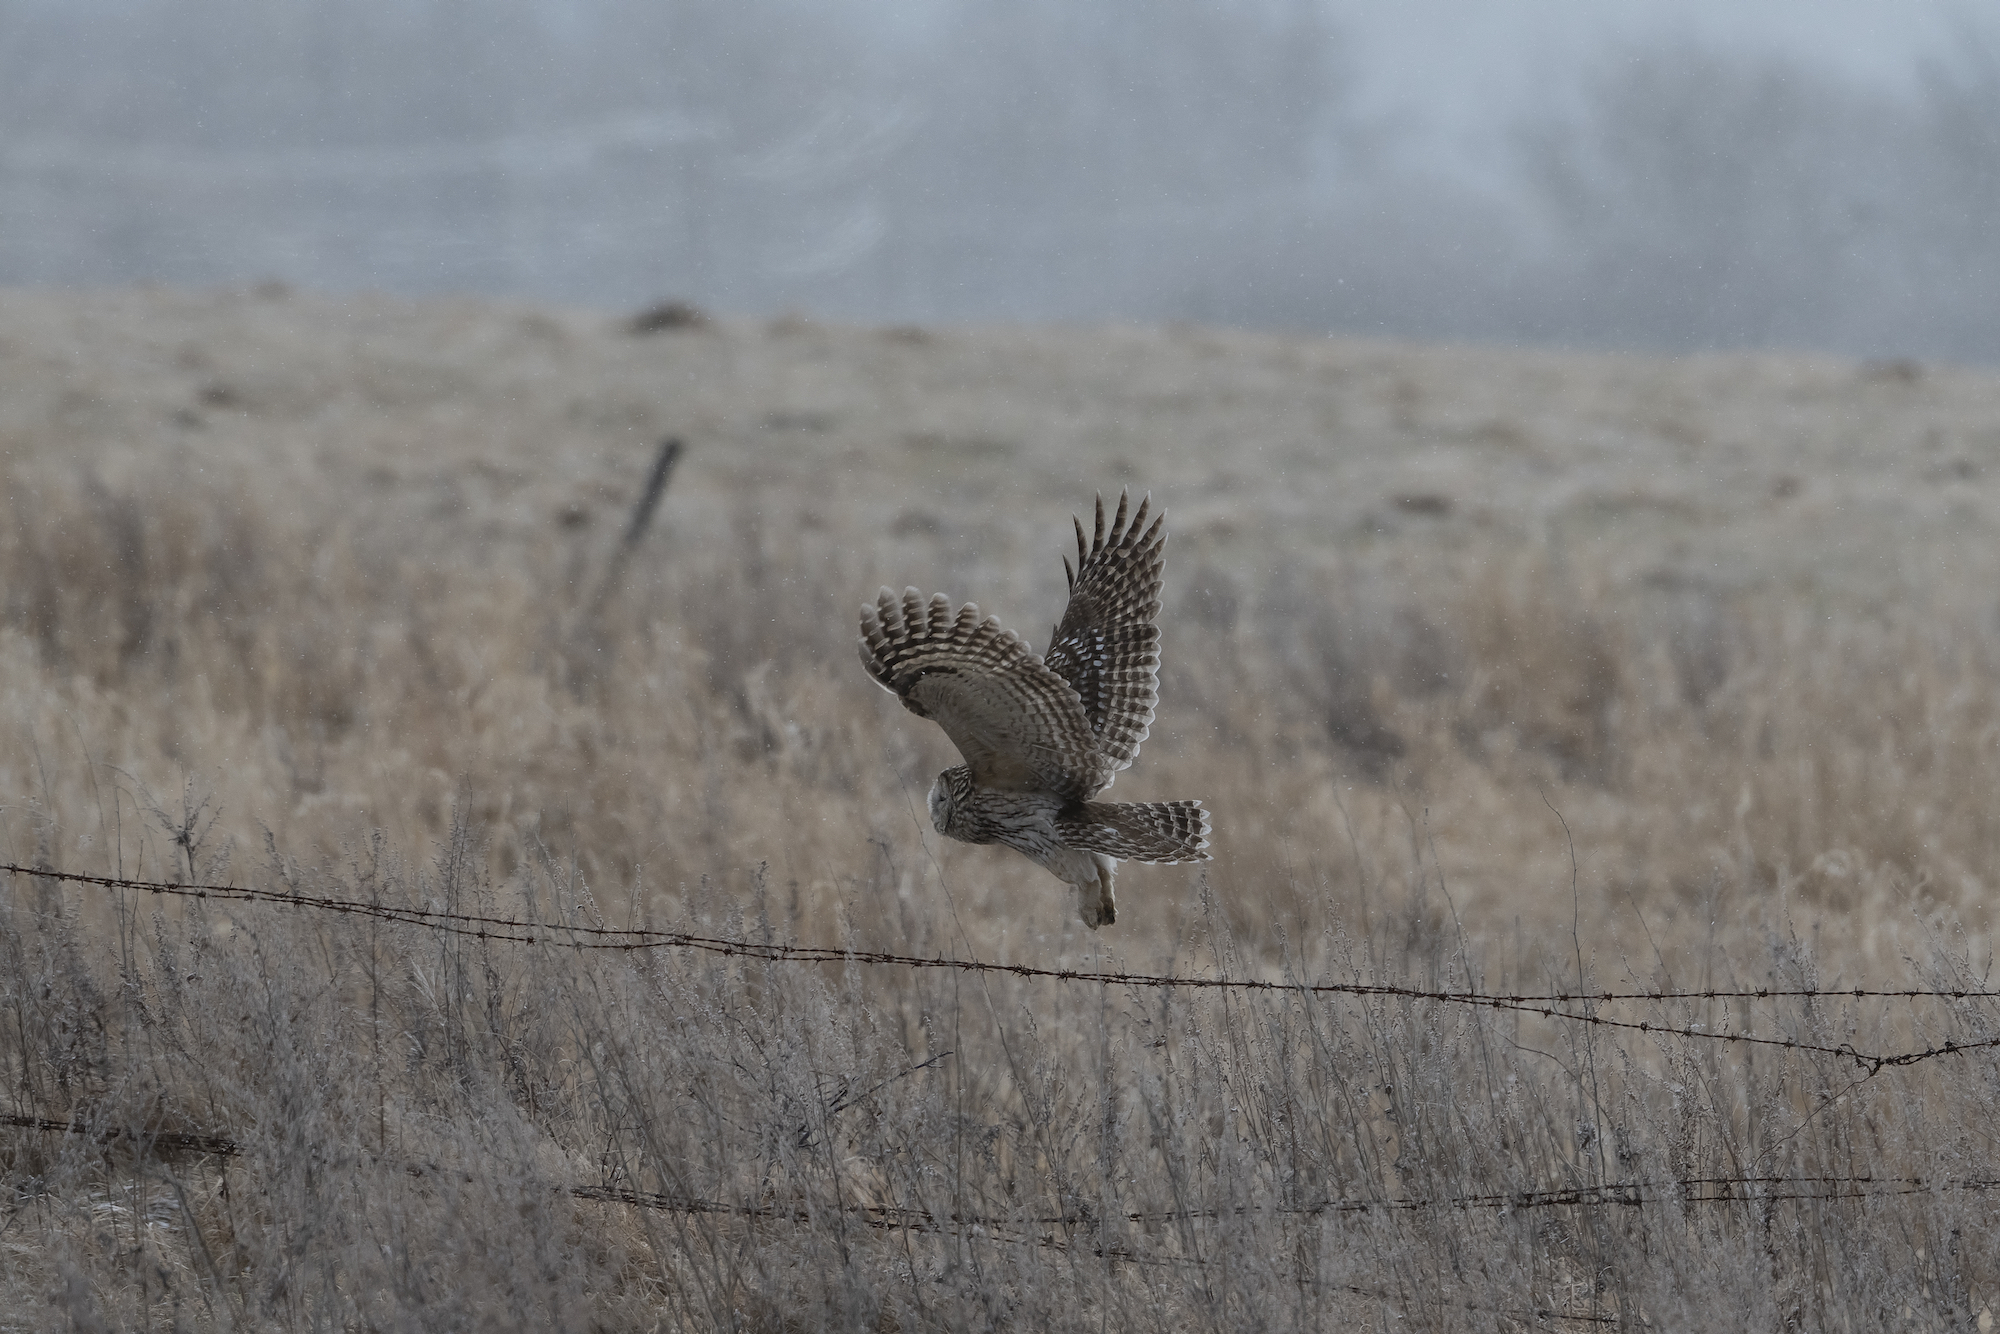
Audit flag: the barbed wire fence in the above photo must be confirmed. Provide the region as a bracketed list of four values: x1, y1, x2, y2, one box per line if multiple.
[5, 856, 1998, 1323]
[6, 861, 1995, 1072]
[0, 1110, 1637, 1326]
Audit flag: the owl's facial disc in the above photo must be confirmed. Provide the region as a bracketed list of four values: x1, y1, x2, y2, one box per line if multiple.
[928, 772, 955, 837]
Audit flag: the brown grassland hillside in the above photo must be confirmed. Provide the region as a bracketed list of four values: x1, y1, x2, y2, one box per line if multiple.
[6, 286, 2000, 1328]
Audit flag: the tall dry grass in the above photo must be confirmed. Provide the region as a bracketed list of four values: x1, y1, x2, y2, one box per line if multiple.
[7, 442, 1995, 961]
[8, 817, 2000, 1329]
[6, 296, 2000, 1327]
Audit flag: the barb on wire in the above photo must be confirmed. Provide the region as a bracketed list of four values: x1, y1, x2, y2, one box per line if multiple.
[6, 861, 1997, 1074]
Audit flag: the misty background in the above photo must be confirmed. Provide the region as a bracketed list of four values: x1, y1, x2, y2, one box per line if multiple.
[2, 0, 1995, 360]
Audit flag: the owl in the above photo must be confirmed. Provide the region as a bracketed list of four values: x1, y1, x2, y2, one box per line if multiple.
[859, 491, 1210, 928]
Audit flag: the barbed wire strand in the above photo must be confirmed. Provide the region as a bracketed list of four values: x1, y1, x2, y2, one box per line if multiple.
[13, 1109, 1984, 1221]
[6, 861, 1996, 1076]
[25, 1109, 1991, 1327]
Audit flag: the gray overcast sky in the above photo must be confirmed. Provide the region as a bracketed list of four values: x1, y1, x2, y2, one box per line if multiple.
[1333, 0, 1968, 177]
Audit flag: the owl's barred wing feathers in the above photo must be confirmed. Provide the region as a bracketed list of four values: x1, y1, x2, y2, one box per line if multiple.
[1043, 490, 1168, 776]
[1056, 800, 1210, 863]
[859, 587, 1111, 800]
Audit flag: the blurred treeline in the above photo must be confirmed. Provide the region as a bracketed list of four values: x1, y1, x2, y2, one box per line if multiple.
[2, 0, 1996, 359]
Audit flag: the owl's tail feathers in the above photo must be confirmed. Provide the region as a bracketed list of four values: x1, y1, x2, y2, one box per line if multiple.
[1059, 801, 1211, 863]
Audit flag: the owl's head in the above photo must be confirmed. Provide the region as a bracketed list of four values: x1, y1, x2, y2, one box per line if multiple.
[928, 766, 974, 839]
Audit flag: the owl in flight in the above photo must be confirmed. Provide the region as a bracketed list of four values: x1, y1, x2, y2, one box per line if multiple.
[859, 490, 1210, 928]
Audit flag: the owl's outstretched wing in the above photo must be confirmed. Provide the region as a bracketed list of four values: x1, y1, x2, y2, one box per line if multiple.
[1041, 490, 1167, 778]
[859, 587, 1111, 800]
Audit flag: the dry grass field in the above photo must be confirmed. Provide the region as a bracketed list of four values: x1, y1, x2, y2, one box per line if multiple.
[7, 286, 2000, 1328]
